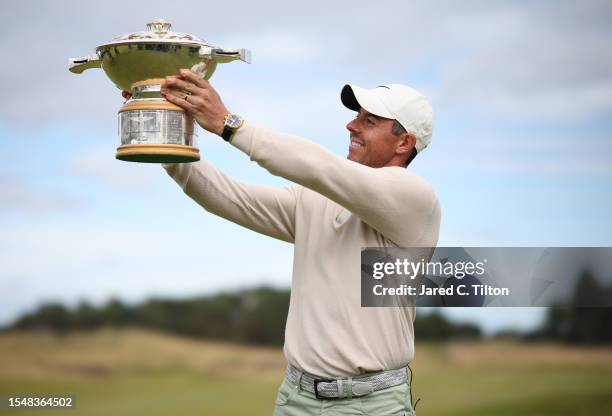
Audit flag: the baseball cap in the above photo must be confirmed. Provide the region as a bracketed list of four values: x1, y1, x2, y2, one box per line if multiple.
[341, 84, 433, 152]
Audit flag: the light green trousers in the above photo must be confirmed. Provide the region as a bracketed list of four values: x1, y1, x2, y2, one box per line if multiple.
[273, 375, 416, 416]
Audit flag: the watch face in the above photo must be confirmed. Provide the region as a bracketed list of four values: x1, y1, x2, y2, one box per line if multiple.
[226, 114, 242, 129]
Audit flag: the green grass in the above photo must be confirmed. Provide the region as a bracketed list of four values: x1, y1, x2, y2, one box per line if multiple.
[1, 329, 611, 415]
[411, 367, 612, 415]
[457, 391, 612, 416]
[0, 370, 278, 416]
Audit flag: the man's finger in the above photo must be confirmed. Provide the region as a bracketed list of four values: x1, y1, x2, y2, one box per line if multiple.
[162, 89, 198, 113]
[179, 69, 211, 89]
[163, 77, 204, 96]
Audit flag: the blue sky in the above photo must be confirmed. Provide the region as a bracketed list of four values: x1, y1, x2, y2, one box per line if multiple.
[1, 0, 611, 334]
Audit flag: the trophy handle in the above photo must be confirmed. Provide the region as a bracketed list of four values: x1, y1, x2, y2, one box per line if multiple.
[199, 47, 251, 64]
[69, 54, 102, 74]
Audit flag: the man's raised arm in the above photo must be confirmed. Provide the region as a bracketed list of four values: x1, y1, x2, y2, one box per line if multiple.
[164, 160, 297, 243]
[230, 123, 440, 247]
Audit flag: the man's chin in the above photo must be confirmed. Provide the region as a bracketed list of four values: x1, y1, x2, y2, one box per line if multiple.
[347, 149, 361, 163]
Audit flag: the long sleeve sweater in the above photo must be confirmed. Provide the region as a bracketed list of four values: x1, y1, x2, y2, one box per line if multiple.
[164, 122, 441, 377]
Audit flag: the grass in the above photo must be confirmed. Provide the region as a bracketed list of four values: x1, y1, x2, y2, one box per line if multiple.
[0, 370, 278, 416]
[0, 328, 611, 415]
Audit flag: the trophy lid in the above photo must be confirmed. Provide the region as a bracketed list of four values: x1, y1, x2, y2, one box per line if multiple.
[98, 19, 213, 48]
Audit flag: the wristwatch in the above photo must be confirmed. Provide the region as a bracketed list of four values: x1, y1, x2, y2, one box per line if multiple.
[221, 113, 244, 142]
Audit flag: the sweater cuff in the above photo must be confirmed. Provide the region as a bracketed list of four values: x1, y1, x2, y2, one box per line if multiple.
[230, 121, 257, 158]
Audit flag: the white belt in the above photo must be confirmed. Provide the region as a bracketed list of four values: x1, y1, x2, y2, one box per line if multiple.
[285, 364, 409, 400]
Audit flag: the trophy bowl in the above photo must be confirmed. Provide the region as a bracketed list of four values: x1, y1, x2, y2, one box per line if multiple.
[69, 19, 251, 163]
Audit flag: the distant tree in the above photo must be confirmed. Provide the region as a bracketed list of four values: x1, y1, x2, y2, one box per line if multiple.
[74, 301, 103, 328]
[238, 287, 290, 345]
[530, 269, 612, 344]
[14, 303, 72, 332]
[414, 311, 481, 340]
[101, 299, 133, 326]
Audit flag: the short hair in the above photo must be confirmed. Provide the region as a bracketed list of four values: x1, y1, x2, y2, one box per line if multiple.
[391, 120, 418, 166]
[391, 120, 406, 136]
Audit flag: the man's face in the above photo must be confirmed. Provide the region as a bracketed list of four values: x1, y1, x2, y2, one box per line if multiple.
[346, 108, 402, 168]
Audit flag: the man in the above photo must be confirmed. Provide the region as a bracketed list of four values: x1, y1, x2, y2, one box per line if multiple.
[157, 70, 440, 415]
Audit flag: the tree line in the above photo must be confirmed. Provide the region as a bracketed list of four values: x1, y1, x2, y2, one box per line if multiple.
[5, 278, 610, 345]
[4, 286, 481, 345]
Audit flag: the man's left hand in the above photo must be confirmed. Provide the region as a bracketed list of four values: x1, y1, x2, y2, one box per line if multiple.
[161, 69, 229, 137]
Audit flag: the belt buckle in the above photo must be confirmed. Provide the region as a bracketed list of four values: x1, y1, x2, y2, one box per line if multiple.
[313, 378, 338, 400]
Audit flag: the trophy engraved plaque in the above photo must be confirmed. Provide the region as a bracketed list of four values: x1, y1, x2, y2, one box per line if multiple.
[69, 19, 251, 163]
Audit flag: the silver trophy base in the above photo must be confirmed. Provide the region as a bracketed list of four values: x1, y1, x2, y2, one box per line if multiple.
[117, 99, 199, 163]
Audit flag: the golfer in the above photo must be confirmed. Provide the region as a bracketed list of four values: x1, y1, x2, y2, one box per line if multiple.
[154, 69, 440, 415]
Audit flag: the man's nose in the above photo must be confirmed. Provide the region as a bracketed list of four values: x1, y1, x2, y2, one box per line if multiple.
[346, 118, 359, 133]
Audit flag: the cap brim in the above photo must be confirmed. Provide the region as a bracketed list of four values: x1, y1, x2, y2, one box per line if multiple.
[341, 84, 360, 111]
[340, 84, 395, 119]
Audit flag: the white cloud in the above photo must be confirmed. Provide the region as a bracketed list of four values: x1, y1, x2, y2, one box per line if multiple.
[64, 148, 162, 190]
[221, 30, 326, 65]
[434, 2, 612, 119]
[3, 1, 611, 124]
[419, 156, 612, 177]
[0, 173, 84, 212]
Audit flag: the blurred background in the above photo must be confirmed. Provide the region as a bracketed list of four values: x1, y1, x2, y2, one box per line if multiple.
[1, 0, 611, 415]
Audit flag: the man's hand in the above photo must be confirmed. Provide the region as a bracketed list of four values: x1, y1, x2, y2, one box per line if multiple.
[161, 69, 230, 137]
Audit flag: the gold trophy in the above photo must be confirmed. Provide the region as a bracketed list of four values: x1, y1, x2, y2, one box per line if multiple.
[69, 19, 250, 163]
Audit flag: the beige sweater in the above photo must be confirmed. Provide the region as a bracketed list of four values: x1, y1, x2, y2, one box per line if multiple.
[164, 122, 441, 377]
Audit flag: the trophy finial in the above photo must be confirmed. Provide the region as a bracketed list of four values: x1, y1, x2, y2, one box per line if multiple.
[147, 19, 172, 33]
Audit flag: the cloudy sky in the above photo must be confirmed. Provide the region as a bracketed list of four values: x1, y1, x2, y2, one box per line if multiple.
[1, 0, 611, 333]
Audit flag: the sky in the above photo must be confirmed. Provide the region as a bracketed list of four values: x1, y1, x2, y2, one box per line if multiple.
[1, 0, 611, 334]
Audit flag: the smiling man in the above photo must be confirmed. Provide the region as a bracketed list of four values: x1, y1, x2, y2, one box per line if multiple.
[159, 71, 440, 415]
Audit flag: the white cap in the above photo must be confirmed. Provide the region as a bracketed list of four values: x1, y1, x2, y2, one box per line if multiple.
[341, 84, 433, 152]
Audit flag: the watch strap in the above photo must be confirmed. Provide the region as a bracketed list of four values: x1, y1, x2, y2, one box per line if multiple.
[221, 124, 234, 142]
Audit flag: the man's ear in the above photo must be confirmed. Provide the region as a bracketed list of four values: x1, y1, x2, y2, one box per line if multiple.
[396, 132, 417, 156]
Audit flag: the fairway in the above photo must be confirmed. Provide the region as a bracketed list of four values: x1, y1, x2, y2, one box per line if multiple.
[1, 328, 611, 415]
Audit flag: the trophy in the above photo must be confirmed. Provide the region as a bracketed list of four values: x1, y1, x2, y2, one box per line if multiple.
[69, 19, 250, 163]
